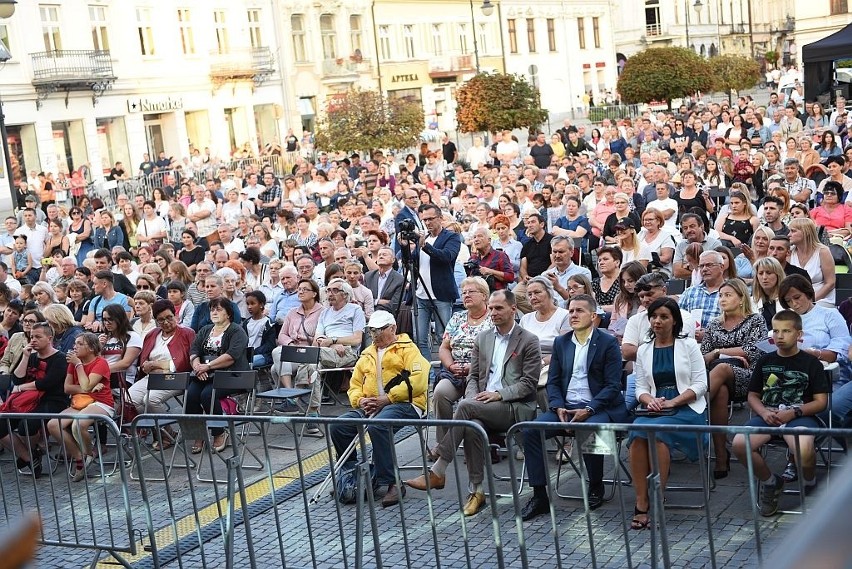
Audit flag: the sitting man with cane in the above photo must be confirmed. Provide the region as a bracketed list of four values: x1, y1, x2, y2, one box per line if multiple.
[329, 310, 429, 508]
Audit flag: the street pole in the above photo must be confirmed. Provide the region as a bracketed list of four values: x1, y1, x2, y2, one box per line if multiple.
[685, 0, 690, 51]
[0, 91, 13, 200]
[470, 0, 481, 73]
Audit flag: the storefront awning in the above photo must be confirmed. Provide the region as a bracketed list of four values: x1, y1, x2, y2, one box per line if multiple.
[298, 98, 315, 117]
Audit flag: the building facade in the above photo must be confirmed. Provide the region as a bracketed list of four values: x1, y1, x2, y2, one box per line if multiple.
[0, 0, 301, 213]
[501, 1, 618, 117]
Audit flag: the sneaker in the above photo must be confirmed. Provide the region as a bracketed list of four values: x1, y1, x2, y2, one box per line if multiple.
[16, 457, 42, 478]
[70, 455, 94, 483]
[304, 424, 322, 437]
[758, 474, 784, 516]
[781, 461, 798, 483]
[272, 400, 299, 413]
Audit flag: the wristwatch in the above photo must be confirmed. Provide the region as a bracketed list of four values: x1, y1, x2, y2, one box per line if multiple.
[793, 406, 803, 418]
[331, 337, 338, 345]
[584, 405, 595, 415]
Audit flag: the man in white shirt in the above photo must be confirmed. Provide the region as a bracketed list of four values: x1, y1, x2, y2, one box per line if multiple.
[218, 223, 245, 258]
[14, 208, 48, 265]
[405, 290, 541, 516]
[187, 186, 218, 245]
[645, 181, 679, 229]
[543, 236, 592, 306]
[243, 173, 265, 201]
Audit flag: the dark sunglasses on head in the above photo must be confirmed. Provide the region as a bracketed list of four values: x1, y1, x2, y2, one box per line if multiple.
[635, 279, 665, 292]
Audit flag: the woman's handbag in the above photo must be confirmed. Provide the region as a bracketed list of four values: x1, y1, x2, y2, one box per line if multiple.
[0, 389, 42, 413]
[71, 393, 95, 411]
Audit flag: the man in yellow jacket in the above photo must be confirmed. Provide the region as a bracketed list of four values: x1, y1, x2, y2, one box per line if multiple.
[329, 310, 429, 507]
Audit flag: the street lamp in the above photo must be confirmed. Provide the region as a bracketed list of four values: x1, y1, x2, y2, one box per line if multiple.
[0, 0, 16, 198]
[470, 0, 494, 74]
[685, 0, 703, 53]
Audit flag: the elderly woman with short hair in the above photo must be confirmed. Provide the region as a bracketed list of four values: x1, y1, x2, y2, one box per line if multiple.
[42, 303, 83, 354]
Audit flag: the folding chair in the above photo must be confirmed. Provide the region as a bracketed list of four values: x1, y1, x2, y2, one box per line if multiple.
[666, 279, 686, 295]
[130, 372, 194, 482]
[555, 429, 631, 502]
[255, 346, 316, 450]
[196, 370, 265, 483]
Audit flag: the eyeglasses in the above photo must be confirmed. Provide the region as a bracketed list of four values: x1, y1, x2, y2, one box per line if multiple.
[420, 216, 438, 223]
[461, 289, 482, 296]
[155, 314, 175, 325]
[326, 288, 343, 294]
[697, 263, 720, 270]
[823, 190, 838, 195]
[22, 319, 37, 324]
[369, 324, 392, 333]
[71, 211, 81, 216]
[136, 284, 151, 289]
[297, 287, 314, 293]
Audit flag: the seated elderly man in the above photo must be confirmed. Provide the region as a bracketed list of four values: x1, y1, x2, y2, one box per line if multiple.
[329, 310, 428, 507]
[406, 290, 541, 516]
[301, 277, 365, 434]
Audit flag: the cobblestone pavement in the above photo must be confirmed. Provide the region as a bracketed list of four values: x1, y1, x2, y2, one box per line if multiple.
[8, 405, 822, 568]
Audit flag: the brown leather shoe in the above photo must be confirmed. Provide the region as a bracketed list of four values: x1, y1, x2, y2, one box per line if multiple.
[463, 491, 486, 516]
[381, 484, 405, 508]
[404, 471, 446, 491]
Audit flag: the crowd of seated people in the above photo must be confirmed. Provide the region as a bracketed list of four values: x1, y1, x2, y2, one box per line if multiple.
[0, 93, 849, 532]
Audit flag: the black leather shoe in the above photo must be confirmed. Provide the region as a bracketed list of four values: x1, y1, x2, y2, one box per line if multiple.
[520, 495, 550, 521]
[587, 483, 605, 510]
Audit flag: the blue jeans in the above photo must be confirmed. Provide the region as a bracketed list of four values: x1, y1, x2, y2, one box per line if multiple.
[252, 353, 271, 368]
[415, 297, 453, 362]
[820, 381, 852, 428]
[624, 373, 638, 412]
[329, 403, 421, 486]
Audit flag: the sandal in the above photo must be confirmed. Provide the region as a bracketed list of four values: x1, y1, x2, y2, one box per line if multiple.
[213, 432, 230, 453]
[631, 507, 651, 530]
[190, 440, 204, 454]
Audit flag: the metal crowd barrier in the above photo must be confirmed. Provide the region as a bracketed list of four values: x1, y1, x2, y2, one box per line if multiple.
[504, 420, 852, 569]
[2, 410, 851, 569]
[0, 412, 136, 568]
[129, 414, 507, 569]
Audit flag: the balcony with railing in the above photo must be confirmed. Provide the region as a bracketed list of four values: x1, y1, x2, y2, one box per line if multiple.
[428, 54, 475, 78]
[30, 50, 116, 108]
[209, 46, 275, 87]
[320, 56, 370, 81]
[646, 23, 663, 37]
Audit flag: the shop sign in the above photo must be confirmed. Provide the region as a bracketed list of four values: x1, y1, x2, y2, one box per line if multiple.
[391, 73, 419, 84]
[127, 97, 184, 113]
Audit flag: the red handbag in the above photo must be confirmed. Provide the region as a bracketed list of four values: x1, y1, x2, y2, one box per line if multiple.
[0, 389, 42, 413]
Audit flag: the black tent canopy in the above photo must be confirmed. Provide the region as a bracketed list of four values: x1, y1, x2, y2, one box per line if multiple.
[802, 22, 852, 102]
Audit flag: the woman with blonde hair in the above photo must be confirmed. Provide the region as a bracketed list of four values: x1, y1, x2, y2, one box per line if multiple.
[701, 276, 768, 478]
[788, 217, 836, 307]
[42, 303, 83, 353]
[751, 256, 786, 327]
[167, 260, 193, 286]
[615, 219, 651, 267]
[31, 281, 57, 311]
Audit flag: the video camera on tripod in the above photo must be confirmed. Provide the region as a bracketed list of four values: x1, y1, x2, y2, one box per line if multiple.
[397, 218, 422, 244]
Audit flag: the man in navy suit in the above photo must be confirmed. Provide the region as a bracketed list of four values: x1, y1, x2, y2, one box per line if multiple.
[399, 203, 461, 361]
[520, 294, 631, 521]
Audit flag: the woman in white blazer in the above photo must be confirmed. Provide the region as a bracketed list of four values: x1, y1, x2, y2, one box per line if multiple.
[628, 297, 708, 530]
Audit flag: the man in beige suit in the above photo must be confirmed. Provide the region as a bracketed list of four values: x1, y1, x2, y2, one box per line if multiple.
[405, 289, 541, 516]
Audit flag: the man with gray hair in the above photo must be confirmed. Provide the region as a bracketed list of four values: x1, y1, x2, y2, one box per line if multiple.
[269, 265, 301, 323]
[468, 227, 514, 291]
[218, 223, 245, 258]
[542, 235, 592, 305]
[678, 250, 725, 330]
[781, 158, 815, 204]
[301, 277, 365, 434]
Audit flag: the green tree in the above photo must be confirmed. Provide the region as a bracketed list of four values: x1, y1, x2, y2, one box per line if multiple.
[314, 88, 424, 153]
[707, 55, 762, 95]
[617, 47, 711, 109]
[455, 72, 548, 133]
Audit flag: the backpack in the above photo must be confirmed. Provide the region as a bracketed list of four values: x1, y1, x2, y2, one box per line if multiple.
[334, 463, 377, 504]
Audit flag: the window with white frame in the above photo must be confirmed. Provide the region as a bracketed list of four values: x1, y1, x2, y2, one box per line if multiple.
[213, 10, 229, 54]
[457, 23, 468, 54]
[247, 9, 262, 49]
[350, 15, 362, 55]
[320, 14, 337, 59]
[135, 7, 155, 56]
[478, 23, 487, 54]
[40, 4, 62, 52]
[89, 5, 109, 51]
[403, 24, 416, 59]
[0, 24, 9, 54]
[177, 9, 195, 55]
[431, 23, 443, 55]
[291, 14, 307, 62]
[378, 25, 391, 60]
